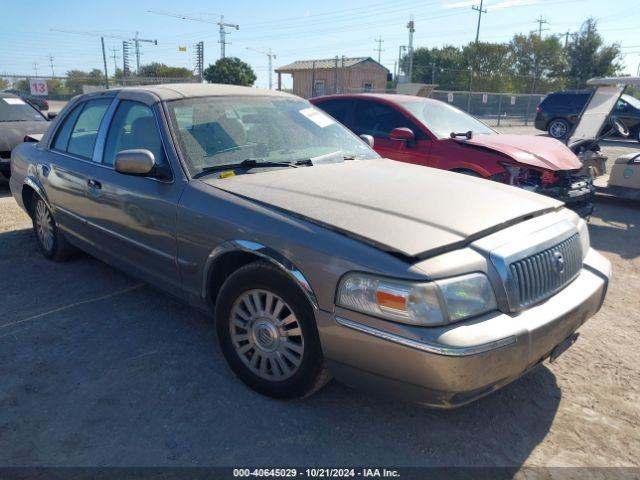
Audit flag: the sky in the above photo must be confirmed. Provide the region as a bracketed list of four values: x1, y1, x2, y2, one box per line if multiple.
[0, 0, 638, 89]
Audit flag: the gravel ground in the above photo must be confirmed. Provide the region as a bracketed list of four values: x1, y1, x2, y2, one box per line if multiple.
[0, 142, 638, 469]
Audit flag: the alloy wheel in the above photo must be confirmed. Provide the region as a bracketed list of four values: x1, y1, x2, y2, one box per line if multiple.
[35, 199, 54, 253]
[549, 120, 568, 138]
[230, 289, 304, 381]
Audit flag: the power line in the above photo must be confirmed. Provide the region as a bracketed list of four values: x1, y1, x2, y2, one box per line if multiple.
[110, 48, 120, 72]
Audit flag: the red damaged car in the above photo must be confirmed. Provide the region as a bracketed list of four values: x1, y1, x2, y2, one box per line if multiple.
[311, 94, 594, 217]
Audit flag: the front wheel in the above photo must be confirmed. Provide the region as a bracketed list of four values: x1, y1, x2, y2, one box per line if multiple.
[31, 193, 75, 261]
[548, 118, 570, 139]
[215, 262, 330, 399]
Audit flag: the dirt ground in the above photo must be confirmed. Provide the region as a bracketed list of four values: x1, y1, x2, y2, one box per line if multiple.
[0, 139, 639, 470]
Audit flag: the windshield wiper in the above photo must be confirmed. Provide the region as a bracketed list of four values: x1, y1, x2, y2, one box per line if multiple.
[193, 158, 299, 178]
[450, 130, 473, 139]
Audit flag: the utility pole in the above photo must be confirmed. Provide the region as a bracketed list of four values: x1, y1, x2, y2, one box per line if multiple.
[563, 30, 571, 48]
[101, 36, 109, 89]
[431, 62, 436, 85]
[407, 16, 415, 83]
[397, 45, 406, 83]
[32, 63, 39, 78]
[218, 15, 239, 59]
[535, 16, 549, 38]
[50, 29, 156, 77]
[110, 48, 120, 72]
[246, 46, 276, 89]
[472, 0, 487, 44]
[48, 55, 55, 77]
[374, 36, 384, 63]
[195, 41, 204, 82]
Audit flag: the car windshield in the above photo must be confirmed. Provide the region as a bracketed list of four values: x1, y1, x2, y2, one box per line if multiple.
[403, 100, 495, 139]
[0, 97, 45, 122]
[166, 95, 379, 175]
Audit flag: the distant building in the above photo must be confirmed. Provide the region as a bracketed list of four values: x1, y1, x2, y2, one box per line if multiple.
[275, 57, 389, 99]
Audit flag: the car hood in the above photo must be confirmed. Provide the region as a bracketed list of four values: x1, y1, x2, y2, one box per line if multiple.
[205, 159, 561, 258]
[0, 121, 49, 152]
[456, 134, 582, 171]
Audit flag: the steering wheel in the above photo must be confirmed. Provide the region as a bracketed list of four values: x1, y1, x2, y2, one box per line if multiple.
[610, 116, 630, 138]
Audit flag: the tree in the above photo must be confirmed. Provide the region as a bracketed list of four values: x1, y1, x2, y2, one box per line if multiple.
[566, 18, 622, 89]
[463, 42, 514, 92]
[406, 46, 468, 90]
[509, 33, 567, 93]
[203, 57, 256, 86]
[65, 69, 104, 94]
[137, 62, 194, 79]
[0, 78, 8, 90]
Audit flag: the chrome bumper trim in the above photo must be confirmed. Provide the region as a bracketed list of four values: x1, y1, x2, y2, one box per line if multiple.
[335, 316, 517, 357]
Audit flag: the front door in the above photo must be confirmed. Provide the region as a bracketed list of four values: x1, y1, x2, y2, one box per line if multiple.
[84, 100, 184, 293]
[351, 99, 431, 165]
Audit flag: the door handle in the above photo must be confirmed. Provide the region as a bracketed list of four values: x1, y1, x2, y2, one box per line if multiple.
[87, 179, 102, 189]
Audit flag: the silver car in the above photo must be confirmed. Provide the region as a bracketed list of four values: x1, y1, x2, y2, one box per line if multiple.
[9, 84, 611, 408]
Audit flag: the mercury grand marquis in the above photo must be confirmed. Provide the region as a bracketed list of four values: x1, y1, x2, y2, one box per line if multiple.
[9, 84, 611, 408]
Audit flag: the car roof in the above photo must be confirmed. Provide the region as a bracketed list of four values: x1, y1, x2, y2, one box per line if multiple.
[312, 93, 438, 105]
[75, 83, 294, 106]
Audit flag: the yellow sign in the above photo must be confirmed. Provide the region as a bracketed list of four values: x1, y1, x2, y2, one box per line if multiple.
[178, 46, 187, 52]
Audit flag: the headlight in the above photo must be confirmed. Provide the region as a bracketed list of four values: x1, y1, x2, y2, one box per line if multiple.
[577, 219, 590, 259]
[337, 272, 497, 326]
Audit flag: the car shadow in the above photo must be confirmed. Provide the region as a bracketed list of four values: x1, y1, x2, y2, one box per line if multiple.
[590, 200, 640, 260]
[0, 229, 561, 468]
[0, 180, 11, 198]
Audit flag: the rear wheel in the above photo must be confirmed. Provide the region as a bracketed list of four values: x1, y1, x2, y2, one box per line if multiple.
[31, 193, 75, 261]
[215, 261, 330, 399]
[548, 118, 570, 139]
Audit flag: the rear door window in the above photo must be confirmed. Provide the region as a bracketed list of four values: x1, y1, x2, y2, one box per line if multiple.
[52, 99, 111, 159]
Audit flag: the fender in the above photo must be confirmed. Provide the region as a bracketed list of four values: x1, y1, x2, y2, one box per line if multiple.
[23, 175, 51, 211]
[202, 239, 319, 309]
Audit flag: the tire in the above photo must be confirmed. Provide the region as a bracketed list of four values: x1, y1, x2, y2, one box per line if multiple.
[547, 118, 571, 139]
[215, 261, 331, 399]
[31, 193, 75, 261]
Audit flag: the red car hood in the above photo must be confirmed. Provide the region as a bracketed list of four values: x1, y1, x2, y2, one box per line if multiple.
[457, 134, 582, 171]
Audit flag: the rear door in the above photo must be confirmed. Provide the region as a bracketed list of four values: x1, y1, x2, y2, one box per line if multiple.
[45, 98, 112, 245]
[84, 99, 184, 292]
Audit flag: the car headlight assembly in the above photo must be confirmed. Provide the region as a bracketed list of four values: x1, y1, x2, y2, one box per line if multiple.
[337, 272, 497, 326]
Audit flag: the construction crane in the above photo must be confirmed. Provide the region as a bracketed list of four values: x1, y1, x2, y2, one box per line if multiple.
[50, 28, 158, 74]
[148, 10, 239, 59]
[246, 46, 276, 90]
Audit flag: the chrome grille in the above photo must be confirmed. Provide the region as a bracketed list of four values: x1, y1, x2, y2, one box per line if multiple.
[509, 234, 582, 308]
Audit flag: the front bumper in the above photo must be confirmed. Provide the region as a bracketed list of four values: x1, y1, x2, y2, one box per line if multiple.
[317, 248, 610, 408]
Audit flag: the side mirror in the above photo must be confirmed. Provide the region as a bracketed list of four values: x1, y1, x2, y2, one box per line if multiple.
[115, 149, 156, 176]
[46, 112, 57, 120]
[359, 134, 374, 148]
[389, 127, 416, 146]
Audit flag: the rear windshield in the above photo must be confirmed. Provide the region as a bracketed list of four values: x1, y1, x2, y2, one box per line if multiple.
[0, 97, 45, 122]
[543, 93, 590, 108]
